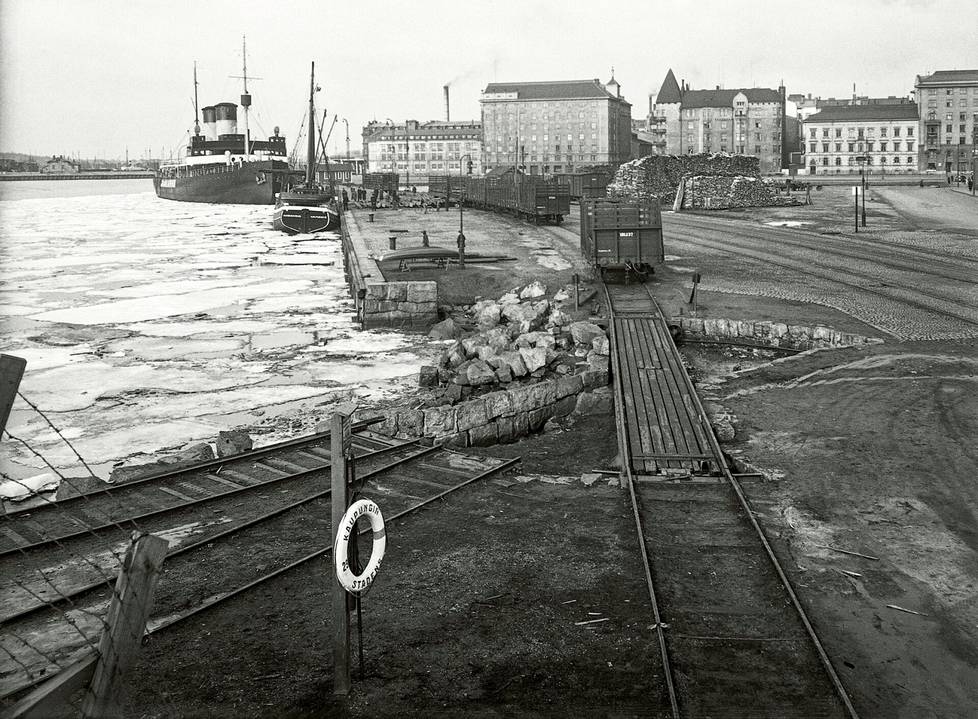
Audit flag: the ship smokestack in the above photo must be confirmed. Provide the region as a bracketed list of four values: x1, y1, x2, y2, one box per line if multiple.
[215, 102, 238, 138]
[202, 106, 218, 140]
[444, 85, 450, 122]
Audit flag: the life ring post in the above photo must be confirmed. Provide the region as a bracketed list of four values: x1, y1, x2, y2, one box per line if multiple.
[330, 410, 353, 696]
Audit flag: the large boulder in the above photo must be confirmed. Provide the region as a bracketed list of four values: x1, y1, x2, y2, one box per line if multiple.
[428, 317, 461, 340]
[575, 388, 614, 415]
[519, 346, 549, 373]
[519, 281, 547, 299]
[592, 335, 610, 356]
[464, 359, 497, 386]
[418, 365, 439, 388]
[108, 442, 217, 485]
[216, 430, 253, 458]
[496, 350, 528, 378]
[440, 341, 467, 369]
[546, 307, 571, 329]
[514, 331, 556, 351]
[472, 300, 501, 330]
[569, 321, 605, 347]
[502, 300, 549, 333]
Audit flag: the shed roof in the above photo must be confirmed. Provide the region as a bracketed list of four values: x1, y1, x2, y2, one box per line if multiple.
[806, 103, 919, 122]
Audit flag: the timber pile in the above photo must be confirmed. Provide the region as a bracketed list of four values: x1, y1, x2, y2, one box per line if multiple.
[608, 153, 761, 205]
[681, 175, 800, 209]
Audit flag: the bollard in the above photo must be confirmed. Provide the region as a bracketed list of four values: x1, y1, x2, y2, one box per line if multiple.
[389, 236, 397, 251]
[357, 288, 367, 330]
[368, 213, 374, 223]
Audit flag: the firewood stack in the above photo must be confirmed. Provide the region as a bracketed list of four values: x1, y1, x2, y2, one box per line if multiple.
[607, 153, 762, 205]
[680, 175, 801, 209]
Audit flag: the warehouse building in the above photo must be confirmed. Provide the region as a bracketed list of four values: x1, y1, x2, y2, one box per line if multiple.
[479, 76, 632, 175]
[361, 120, 483, 187]
[802, 103, 919, 174]
[915, 69, 978, 174]
[648, 69, 787, 174]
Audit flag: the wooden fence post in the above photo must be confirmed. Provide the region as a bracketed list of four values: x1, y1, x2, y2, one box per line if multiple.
[331, 412, 351, 695]
[81, 532, 168, 718]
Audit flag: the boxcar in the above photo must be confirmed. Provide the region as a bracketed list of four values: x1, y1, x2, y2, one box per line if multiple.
[580, 197, 664, 280]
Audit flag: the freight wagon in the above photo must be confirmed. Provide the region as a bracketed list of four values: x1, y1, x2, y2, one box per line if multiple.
[429, 169, 570, 225]
[557, 167, 616, 201]
[580, 197, 664, 281]
[362, 172, 400, 195]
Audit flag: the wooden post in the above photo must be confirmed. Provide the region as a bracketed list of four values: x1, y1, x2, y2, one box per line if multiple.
[331, 412, 351, 695]
[81, 532, 168, 718]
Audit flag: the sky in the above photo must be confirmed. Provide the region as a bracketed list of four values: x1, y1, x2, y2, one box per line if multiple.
[1, 0, 976, 161]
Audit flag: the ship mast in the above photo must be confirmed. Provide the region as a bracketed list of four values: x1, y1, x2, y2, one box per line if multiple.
[193, 61, 200, 136]
[240, 36, 251, 156]
[307, 62, 317, 185]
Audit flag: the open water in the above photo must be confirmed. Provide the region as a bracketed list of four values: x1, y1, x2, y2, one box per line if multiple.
[0, 179, 433, 493]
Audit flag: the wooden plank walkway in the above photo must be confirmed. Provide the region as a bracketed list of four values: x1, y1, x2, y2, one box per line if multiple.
[608, 286, 718, 474]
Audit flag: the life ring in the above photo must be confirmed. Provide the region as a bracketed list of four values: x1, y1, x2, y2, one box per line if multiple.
[334, 499, 386, 594]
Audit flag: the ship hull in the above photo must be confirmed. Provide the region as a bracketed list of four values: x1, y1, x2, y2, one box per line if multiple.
[154, 161, 288, 204]
[273, 205, 339, 234]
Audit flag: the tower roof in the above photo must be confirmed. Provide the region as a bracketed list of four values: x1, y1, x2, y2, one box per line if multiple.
[657, 69, 683, 104]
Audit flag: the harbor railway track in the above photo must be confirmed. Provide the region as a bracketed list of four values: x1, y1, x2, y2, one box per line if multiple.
[604, 281, 858, 718]
[663, 214, 978, 339]
[0, 424, 518, 701]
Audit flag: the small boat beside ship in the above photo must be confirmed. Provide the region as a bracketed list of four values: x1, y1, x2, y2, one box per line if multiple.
[273, 62, 339, 234]
[154, 41, 291, 205]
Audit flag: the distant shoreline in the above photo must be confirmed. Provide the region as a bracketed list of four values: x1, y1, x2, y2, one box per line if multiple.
[0, 171, 154, 181]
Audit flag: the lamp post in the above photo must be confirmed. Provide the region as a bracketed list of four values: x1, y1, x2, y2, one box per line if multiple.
[457, 153, 472, 269]
[856, 155, 867, 227]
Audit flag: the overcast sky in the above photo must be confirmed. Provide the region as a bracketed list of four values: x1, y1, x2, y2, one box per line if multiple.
[1, 0, 975, 160]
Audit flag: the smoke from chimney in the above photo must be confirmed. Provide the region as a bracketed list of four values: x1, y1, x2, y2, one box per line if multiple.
[444, 85, 450, 122]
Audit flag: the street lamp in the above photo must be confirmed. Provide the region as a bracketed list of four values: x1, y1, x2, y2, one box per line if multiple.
[457, 153, 473, 269]
[856, 155, 867, 227]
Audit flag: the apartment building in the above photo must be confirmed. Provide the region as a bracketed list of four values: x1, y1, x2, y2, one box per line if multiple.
[915, 69, 978, 174]
[802, 103, 919, 174]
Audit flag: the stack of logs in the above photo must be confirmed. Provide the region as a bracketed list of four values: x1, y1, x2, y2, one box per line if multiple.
[680, 175, 800, 209]
[608, 153, 761, 205]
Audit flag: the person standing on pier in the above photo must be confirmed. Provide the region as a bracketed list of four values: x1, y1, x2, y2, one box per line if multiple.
[341, 188, 349, 211]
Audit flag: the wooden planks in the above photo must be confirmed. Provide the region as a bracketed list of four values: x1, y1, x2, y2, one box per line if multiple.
[612, 310, 718, 474]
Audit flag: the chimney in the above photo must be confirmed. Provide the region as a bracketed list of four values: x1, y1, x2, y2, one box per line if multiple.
[444, 85, 450, 122]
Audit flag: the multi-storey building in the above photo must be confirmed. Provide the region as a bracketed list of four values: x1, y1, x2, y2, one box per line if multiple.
[648, 69, 787, 173]
[802, 103, 919, 174]
[479, 77, 632, 175]
[915, 70, 978, 174]
[361, 120, 483, 186]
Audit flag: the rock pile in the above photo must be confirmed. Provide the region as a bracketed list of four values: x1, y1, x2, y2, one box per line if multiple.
[375, 282, 613, 447]
[423, 282, 609, 402]
[680, 175, 800, 210]
[607, 153, 762, 205]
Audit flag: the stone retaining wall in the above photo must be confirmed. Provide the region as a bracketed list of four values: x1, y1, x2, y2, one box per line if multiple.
[675, 316, 883, 350]
[340, 212, 438, 329]
[375, 371, 610, 448]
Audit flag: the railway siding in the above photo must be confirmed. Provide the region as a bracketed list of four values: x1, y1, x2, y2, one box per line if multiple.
[606, 281, 856, 718]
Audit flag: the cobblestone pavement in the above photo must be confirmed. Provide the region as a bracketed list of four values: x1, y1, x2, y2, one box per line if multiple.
[663, 213, 978, 341]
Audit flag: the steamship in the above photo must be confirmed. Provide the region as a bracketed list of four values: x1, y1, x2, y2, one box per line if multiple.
[155, 49, 291, 204]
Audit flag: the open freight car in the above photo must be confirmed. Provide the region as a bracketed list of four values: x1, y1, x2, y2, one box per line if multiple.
[580, 197, 664, 281]
[362, 172, 400, 195]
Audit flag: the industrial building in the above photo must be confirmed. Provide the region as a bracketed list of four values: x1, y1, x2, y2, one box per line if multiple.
[479, 76, 633, 175]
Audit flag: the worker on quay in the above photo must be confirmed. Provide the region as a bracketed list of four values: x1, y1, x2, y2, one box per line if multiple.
[341, 188, 349, 211]
[422, 230, 430, 247]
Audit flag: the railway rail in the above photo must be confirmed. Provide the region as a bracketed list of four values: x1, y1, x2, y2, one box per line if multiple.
[664, 218, 978, 333]
[0, 426, 519, 701]
[604, 281, 858, 718]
